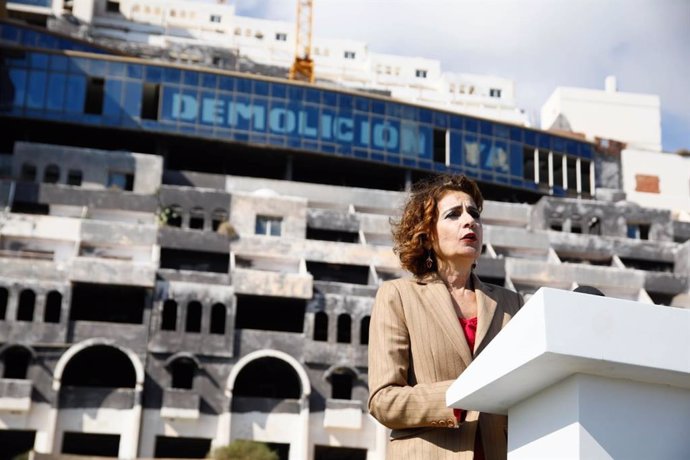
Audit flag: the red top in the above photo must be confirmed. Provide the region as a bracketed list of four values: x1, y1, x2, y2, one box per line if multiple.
[454, 316, 485, 460]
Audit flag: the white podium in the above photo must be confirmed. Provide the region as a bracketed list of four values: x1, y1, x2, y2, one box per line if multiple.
[446, 288, 690, 460]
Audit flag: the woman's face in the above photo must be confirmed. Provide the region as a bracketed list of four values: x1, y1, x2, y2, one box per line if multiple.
[432, 190, 483, 267]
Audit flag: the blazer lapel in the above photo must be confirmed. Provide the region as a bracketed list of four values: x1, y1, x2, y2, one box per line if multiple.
[421, 280, 473, 368]
[474, 274, 498, 354]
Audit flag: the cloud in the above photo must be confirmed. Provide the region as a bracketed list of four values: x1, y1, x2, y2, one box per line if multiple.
[235, 0, 690, 151]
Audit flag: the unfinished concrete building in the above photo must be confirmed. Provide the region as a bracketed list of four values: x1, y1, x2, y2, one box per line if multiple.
[0, 20, 688, 460]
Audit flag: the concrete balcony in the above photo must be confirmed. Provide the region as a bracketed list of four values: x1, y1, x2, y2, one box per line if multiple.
[232, 268, 313, 299]
[0, 378, 32, 412]
[160, 388, 200, 420]
[323, 399, 363, 429]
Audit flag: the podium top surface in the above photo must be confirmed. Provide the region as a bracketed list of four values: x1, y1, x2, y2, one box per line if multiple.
[446, 288, 690, 414]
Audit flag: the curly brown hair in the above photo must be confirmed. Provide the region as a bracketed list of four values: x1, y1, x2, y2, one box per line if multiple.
[392, 174, 483, 278]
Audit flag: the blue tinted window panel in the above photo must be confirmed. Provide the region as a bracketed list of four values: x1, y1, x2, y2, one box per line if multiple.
[46, 72, 66, 112]
[418, 126, 433, 160]
[182, 71, 199, 87]
[163, 67, 181, 84]
[552, 136, 565, 153]
[354, 97, 370, 112]
[479, 137, 492, 170]
[524, 130, 536, 146]
[565, 140, 578, 155]
[509, 143, 524, 178]
[419, 109, 432, 124]
[449, 132, 463, 166]
[126, 63, 143, 80]
[305, 88, 320, 104]
[103, 79, 123, 118]
[510, 127, 523, 142]
[123, 81, 142, 117]
[580, 143, 593, 159]
[5, 49, 29, 67]
[106, 61, 125, 78]
[465, 118, 478, 133]
[21, 30, 38, 47]
[371, 100, 385, 115]
[495, 175, 509, 185]
[29, 52, 48, 69]
[271, 83, 287, 99]
[511, 178, 523, 187]
[26, 70, 47, 110]
[145, 66, 163, 83]
[450, 115, 463, 130]
[537, 133, 550, 150]
[219, 76, 234, 92]
[1, 24, 20, 42]
[198, 90, 219, 127]
[236, 78, 251, 94]
[322, 91, 336, 106]
[464, 134, 480, 168]
[354, 149, 368, 159]
[202, 73, 218, 90]
[50, 55, 69, 72]
[419, 160, 432, 170]
[371, 152, 384, 162]
[287, 85, 303, 102]
[338, 94, 353, 110]
[402, 158, 416, 167]
[493, 124, 510, 139]
[253, 80, 269, 96]
[321, 143, 335, 153]
[479, 121, 492, 136]
[8, 68, 27, 108]
[480, 171, 493, 181]
[89, 59, 107, 77]
[493, 140, 510, 174]
[433, 112, 448, 129]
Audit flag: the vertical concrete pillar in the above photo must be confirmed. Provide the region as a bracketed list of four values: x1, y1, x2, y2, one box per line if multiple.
[119, 385, 143, 459]
[289, 394, 309, 460]
[213, 390, 232, 449]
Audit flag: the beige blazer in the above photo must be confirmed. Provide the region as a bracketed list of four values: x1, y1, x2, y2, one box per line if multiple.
[368, 274, 524, 460]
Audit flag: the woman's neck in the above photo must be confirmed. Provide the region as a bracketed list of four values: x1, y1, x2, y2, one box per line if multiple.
[436, 262, 474, 292]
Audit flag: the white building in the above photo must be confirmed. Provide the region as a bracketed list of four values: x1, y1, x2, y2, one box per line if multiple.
[541, 76, 662, 152]
[8, 0, 529, 126]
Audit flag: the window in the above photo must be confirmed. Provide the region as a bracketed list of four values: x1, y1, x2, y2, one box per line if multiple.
[627, 224, 650, 240]
[45, 291, 62, 323]
[344, 51, 356, 59]
[107, 171, 134, 191]
[275, 32, 287, 41]
[186, 301, 202, 333]
[170, 358, 196, 389]
[360, 316, 370, 345]
[255, 215, 282, 236]
[415, 69, 428, 78]
[210, 14, 221, 23]
[84, 77, 105, 115]
[0, 287, 7, 319]
[314, 311, 328, 341]
[20, 163, 37, 182]
[164, 205, 183, 227]
[209, 303, 226, 334]
[189, 207, 205, 230]
[433, 129, 448, 164]
[3, 347, 32, 379]
[211, 209, 228, 231]
[489, 88, 502, 98]
[141, 83, 160, 120]
[330, 369, 354, 399]
[161, 300, 177, 330]
[43, 164, 60, 183]
[67, 169, 82, 186]
[106, 0, 119, 13]
[17, 289, 35, 322]
[336, 314, 351, 343]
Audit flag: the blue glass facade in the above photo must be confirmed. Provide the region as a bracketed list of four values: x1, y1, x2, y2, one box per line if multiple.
[0, 22, 595, 195]
[0, 20, 112, 54]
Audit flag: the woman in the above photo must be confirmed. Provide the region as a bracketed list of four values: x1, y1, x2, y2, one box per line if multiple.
[368, 174, 523, 460]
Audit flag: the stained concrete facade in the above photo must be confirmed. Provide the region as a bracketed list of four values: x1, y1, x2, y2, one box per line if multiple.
[0, 141, 688, 460]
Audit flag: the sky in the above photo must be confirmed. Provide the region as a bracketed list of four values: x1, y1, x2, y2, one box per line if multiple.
[232, 0, 690, 153]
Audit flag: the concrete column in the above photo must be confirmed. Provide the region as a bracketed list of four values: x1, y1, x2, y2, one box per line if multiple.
[119, 386, 143, 459]
[213, 391, 232, 449]
[289, 394, 309, 460]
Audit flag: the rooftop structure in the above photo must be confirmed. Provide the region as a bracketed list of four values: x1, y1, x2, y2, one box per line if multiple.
[0, 17, 688, 460]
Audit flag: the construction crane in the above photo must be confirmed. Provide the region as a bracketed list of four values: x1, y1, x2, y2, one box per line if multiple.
[288, 0, 314, 83]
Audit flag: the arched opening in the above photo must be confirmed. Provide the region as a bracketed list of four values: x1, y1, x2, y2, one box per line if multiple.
[328, 368, 356, 400]
[169, 357, 197, 390]
[166, 205, 183, 227]
[314, 311, 328, 341]
[359, 315, 370, 345]
[2, 346, 33, 379]
[43, 164, 60, 183]
[336, 313, 351, 343]
[189, 206, 205, 230]
[0, 287, 7, 319]
[233, 357, 301, 399]
[61, 345, 136, 388]
[209, 303, 226, 334]
[211, 208, 228, 232]
[44, 290, 62, 323]
[16, 289, 35, 322]
[20, 163, 36, 182]
[161, 299, 177, 331]
[185, 301, 202, 333]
